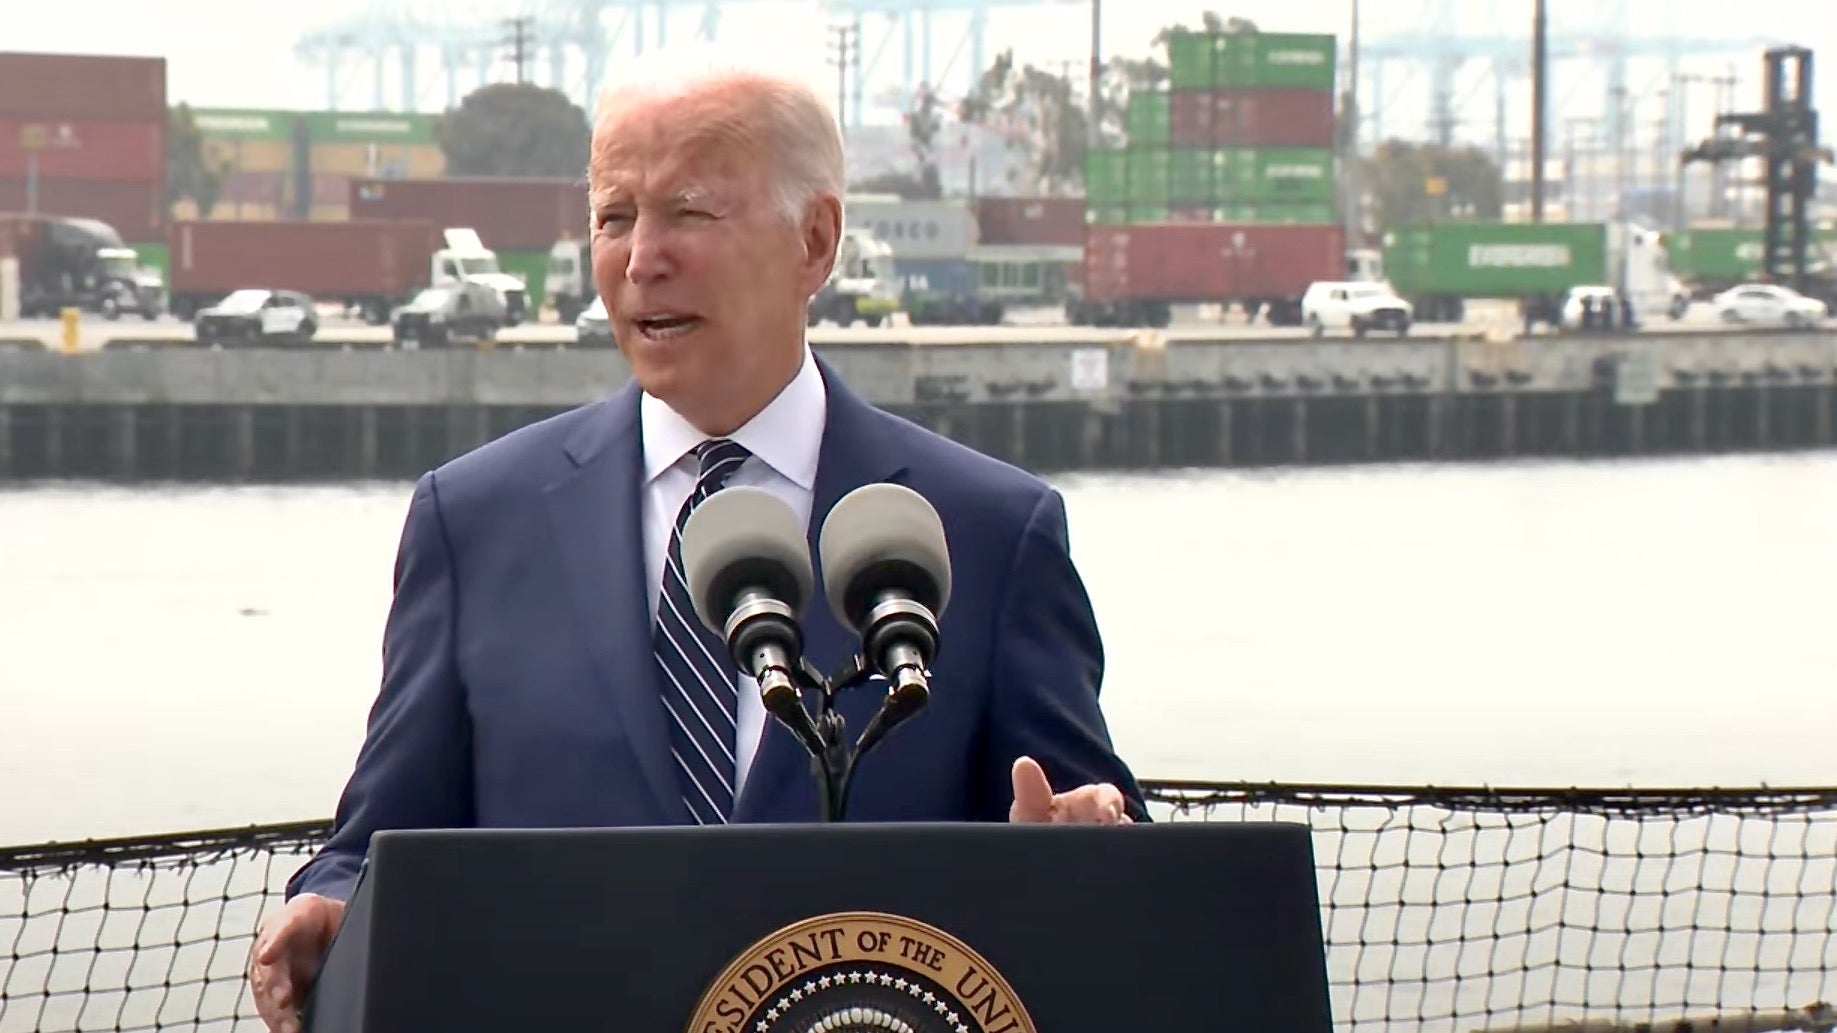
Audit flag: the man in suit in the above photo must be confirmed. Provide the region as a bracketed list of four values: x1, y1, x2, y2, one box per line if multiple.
[247, 47, 1146, 1033]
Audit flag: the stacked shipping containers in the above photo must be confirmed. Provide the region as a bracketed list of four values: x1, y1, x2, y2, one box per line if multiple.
[184, 108, 446, 224]
[0, 53, 167, 250]
[1078, 32, 1344, 323]
[1084, 32, 1337, 225]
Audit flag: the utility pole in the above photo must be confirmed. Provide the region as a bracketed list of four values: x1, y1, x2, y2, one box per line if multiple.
[1087, 0, 1102, 148]
[503, 16, 534, 86]
[826, 23, 859, 129]
[1530, 0, 1547, 222]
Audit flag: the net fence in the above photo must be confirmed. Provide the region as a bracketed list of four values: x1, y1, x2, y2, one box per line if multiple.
[2, 783, 1832, 1033]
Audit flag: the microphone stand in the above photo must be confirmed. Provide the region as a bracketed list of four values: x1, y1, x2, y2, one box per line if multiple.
[774, 655, 927, 823]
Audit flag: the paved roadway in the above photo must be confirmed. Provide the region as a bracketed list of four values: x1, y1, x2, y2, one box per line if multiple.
[0, 301, 1773, 353]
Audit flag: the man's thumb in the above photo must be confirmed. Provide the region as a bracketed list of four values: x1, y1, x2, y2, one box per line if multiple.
[1009, 756, 1055, 822]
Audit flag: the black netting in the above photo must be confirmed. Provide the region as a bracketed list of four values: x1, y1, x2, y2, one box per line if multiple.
[4, 785, 1834, 1033]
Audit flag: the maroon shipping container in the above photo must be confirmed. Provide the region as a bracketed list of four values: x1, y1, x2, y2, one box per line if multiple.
[220, 170, 286, 206]
[0, 118, 164, 182]
[312, 174, 350, 207]
[167, 219, 443, 305]
[349, 176, 586, 251]
[1081, 222, 1343, 304]
[973, 197, 1087, 247]
[1170, 92, 1213, 148]
[1169, 206, 1215, 223]
[1211, 89, 1336, 148]
[0, 177, 163, 241]
[0, 53, 166, 121]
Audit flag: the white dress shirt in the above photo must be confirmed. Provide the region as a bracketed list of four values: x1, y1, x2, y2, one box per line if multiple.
[639, 346, 827, 799]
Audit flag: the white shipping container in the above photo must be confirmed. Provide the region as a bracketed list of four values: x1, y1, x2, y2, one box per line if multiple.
[843, 195, 978, 261]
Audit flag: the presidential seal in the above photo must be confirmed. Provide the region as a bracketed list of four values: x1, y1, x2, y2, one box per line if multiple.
[684, 912, 1037, 1033]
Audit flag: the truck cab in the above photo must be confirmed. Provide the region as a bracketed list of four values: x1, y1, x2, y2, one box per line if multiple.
[431, 228, 527, 326]
[544, 238, 593, 324]
[808, 228, 900, 327]
[2, 215, 163, 319]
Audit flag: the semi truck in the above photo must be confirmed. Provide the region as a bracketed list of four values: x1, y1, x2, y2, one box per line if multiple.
[1665, 225, 1837, 302]
[1380, 221, 1687, 327]
[0, 213, 163, 319]
[544, 237, 593, 324]
[807, 228, 901, 327]
[166, 221, 529, 325]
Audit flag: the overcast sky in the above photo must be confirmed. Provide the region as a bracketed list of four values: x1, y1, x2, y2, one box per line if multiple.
[8, 0, 1835, 150]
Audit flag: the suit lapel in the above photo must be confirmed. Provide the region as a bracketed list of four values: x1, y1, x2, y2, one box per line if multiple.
[733, 357, 908, 821]
[543, 383, 690, 825]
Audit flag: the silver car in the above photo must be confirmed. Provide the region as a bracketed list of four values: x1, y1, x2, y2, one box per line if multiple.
[574, 295, 613, 348]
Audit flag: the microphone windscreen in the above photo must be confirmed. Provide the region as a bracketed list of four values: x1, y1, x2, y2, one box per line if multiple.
[680, 486, 814, 634]
[817, 483, 951, 631]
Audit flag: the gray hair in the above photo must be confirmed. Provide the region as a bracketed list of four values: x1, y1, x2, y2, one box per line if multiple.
[591, 41, 846, 226]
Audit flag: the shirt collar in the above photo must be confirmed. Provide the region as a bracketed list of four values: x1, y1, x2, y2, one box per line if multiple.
[640, 345, 826, 490]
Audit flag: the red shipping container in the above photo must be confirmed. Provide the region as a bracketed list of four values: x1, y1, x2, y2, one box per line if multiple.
[348, 175, 587, 251]
[1211, 89, 1336, 148]
[1081, 222, 1343, 303]
[1170, 92, 1213, 148]
[973, 196, 1086, 246]
[167, 219, 443, 300]
[0, 53, 166, 121]
[0, 118, 164, 182]
[0, 176, 163, 241]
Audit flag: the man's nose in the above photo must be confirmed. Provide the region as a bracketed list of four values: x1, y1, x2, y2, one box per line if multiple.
[625, 215, 673, 283]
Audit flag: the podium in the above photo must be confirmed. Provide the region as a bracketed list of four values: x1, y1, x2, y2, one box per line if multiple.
[305, 822, 1333, 1033]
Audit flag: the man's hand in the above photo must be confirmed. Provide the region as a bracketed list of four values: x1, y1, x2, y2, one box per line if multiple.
[1009, 756, 1134, 824]
[247, 892, 346, 1033]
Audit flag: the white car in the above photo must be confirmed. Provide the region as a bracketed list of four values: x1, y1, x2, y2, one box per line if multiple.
[1560, 285, 1625, 329]
[1712, 284, 1828, 327]
[1301, 281, 1413, 337]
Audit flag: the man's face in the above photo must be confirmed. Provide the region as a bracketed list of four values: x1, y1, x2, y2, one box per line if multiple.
[588, 83, 836, 431]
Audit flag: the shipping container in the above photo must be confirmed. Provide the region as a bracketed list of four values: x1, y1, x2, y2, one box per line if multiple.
[202, 136, 294, 174]
[301, 111, 440, 146]
[1086, 205, 1129, 225]
[312, 142, 443, 178]
[0, 177, 163, 241]
[0, 118, 164, 182]
[348, 175, 587, 251]
[973, 197, 1085, 246]
[1382, 222, 1608, 298]
[1078, 221, 1344, 325]
[1084, 150, 1129, 205]
[1168, 32, 1216, 90]
[189, 108, 297, 142]
[1213, 33, 1337, 91]
[131, 241, 169, 282]
[166, 218, 444, 318]
[894, 257, 979, 298]
[310, 204, 350, 222]
[1126, 205, 1171, 223]
[1212, 147, 1334, 203]
[1170, 206, 1214, 222]
[1169, 149, 1214, 204]
[0, 53, 165, 121]
[1211, 89, 1336, 148]
[1236, 202, 1335, 223]
[1125, 93, 1171, 147]
[843, 196, 977, 261]
[1126, 150, 1170, 204]
[497, 248, 551, 310]
[311, 174, 350, 207]
[1170, 92, 1212, 148]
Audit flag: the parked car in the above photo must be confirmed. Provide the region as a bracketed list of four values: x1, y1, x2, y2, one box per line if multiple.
[1300, 280, 1412, 337]
[1711, 283, 1828, 327]
[193, 289, 317, 347]
[574, 295, 614, 348]
[390, 282, 503, 349]
[1560, 285, 1629, 330]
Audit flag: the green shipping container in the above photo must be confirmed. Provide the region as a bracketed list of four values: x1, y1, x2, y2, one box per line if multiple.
[497, 248, 551, 311]
[1662, 226, 1837, 281]
[1084, 149, 1130, 204]
[1382, 223, 1608, 298]
[1087, 205, 1130, 225]
[130, 241, 169, 282]
[1126, 93, 1170, 147]
[1248, 203, 1335, 223]
[1126, 149, 1171, 204]
[1169, 149, 1215, 204]
[1247, 147, 1334, 203]
[1127, 205, 1170, 223]
[1167, 32, 1215, 90]
[1214, 33, 1337, 91]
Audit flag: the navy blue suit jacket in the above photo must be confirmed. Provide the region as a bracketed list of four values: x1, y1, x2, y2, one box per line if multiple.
[288, 358, 1146, 902]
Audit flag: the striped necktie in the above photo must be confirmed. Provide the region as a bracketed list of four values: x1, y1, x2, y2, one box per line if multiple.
[655, 438, 753, 824]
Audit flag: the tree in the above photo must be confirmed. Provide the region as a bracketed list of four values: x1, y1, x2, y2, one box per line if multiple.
[1347, 140, 1503, 230]
[437, 83, 590, 178]
[166, 103, 226, 219]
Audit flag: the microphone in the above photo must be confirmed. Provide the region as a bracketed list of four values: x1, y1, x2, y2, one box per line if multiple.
[678, 486, 823, 756]
[817, 483, 952, 723]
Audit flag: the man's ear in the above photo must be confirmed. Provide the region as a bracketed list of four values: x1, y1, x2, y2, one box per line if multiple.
[800, 194, 843, 292]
